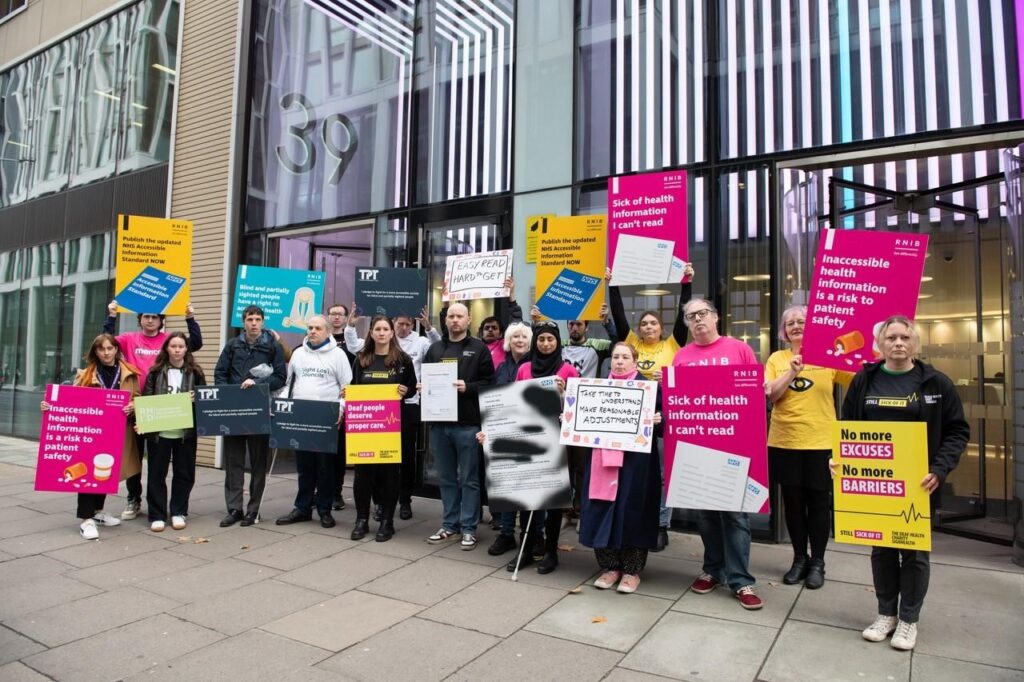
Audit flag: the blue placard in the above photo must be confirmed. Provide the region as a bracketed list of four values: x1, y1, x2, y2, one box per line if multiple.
[231, 265, 326, 333]
[114, 266, 186, 314]
[195, 384, 271, 437]
[269, 398, 339, 453]
[354, 267, 428, 319]
[535, 268, 602, 321]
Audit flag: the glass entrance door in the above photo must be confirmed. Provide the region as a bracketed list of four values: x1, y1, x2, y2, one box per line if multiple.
[778, 150, 1017, 542]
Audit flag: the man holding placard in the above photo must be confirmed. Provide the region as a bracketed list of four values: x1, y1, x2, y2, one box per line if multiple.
[421, 302, 495, 550]
[213, 305, 287, 527]
[671, 298, 763, 611]
[275, 315, 352, 529]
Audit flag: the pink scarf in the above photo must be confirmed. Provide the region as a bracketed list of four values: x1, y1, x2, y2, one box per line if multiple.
[588, 369, 639, 502]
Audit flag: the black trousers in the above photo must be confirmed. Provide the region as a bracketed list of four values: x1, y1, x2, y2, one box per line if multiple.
[354, 464, 401, 521]
[295, 449, 336, 515]
[399, 406, 420, 504]
[125, 432, 147, 502]
[146, 436, 197, 522]
[595, 547, 649, 574]
[334, 428, 347, 499]
[223, 434, 269, 515]
[780, 485, 831, 560]
[872, 546, 930, 623]
[76, 493, 106, 520]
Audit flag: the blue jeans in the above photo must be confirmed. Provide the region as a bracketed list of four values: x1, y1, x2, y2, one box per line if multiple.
[698, 510, 755, 591]
[431, 424, 481, 533]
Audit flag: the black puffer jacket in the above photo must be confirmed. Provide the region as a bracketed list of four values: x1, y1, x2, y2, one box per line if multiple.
[213, 331, 286, 391]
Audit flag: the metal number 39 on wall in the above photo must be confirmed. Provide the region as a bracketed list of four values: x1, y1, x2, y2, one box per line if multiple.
[275, 93, 359, 185]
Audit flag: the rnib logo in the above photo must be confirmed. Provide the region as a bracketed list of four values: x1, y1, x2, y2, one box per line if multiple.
[359, 270, 379, 281]
[274, 400, 294, 413]
[197, 388, 218, 400]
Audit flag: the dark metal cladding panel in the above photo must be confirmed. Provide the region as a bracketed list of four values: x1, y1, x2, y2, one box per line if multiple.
[111, 165, 169, 223]
[0, 203, 26, 252]
[24, 193, 66, 247]
[65, 178, 115, 239]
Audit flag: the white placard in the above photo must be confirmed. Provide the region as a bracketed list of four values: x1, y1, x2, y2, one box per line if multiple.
[666, 441, 750, 511]
[420, 362, 459, 422]
[610, 234, 675, 286]
[559, 377, 657, 453]
[442, 250, 513, 302]
[479, 377, 571, 513]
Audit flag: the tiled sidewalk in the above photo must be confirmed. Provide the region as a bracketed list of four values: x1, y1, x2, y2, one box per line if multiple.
[0, 436, 1021, 681]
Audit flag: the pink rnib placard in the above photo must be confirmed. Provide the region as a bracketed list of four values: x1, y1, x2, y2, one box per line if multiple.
[35, 384, 131, 494]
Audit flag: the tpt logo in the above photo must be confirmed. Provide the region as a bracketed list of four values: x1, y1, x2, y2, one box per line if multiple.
[197, 388, 219, 400]
[359, 269, 379, 281]
[274, 400, 294, 414]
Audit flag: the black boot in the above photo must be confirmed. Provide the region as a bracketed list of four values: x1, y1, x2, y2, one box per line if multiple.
[536, 550, 559, 574]
[783, 555, 809, 585]
[351, 518, 369, 540]
[375, 519, 395, 542]
[506, 533, 536, 571]
[804, 558, 825, 589]
[373, 504, 383, 522]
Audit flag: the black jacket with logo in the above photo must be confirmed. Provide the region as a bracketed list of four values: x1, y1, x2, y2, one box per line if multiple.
[842, 360, 969, 506]
[423, 335, 495, 425]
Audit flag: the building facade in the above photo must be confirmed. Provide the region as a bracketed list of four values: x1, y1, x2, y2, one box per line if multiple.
[1, 0, 1022, 550]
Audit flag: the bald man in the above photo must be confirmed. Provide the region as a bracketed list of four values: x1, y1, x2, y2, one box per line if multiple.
[421, 302, 495, 550]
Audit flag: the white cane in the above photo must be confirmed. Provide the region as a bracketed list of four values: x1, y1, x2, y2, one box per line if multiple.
[510, 510, 535, 583]
[255, 447, 278, 524]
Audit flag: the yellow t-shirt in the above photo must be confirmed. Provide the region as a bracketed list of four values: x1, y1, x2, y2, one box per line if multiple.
[765, 349, 853, 450]
[625, 330, 680, 380]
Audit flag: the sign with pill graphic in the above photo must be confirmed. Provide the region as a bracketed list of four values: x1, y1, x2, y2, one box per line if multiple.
[801, 229, 929, 374]
[35, 385, 132, 494]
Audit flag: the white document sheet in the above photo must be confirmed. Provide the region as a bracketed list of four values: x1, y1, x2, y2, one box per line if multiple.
[740, 477, 770, 513]
[666, 441, 751, 511]
[609, 234, 675, 286]
[420, 362, 458, 422]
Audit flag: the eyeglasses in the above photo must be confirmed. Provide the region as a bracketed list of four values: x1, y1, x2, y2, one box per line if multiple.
[328, 312, 346, 317]
[684, 308, 714, 322]
[784, 319, 805, 328]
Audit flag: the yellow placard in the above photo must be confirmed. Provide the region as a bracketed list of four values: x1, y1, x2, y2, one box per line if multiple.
[525, 214, 555, 264]
[345, 384, 402, 465]
[535, 215, 607, 321]
[115, 214, 192, 315]
[832, 421, 931, 551]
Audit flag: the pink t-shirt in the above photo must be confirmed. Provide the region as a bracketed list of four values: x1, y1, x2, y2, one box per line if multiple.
[516, 362, 580, 382]
[488, 338, 506, 369]
[116, 332, 168, 386]
[671, 335, 758, 367]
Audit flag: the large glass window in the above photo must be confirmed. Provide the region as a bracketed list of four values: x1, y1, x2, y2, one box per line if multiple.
[576, 0, 708, 180]
[0, 0, 179, 207]
[413, 0, 516, 204]
[246, 0, 414, 231]
[718, 1, 1023, 159]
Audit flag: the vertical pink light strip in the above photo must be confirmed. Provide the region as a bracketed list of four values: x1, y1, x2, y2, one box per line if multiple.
[1017, 0, 1024, 115]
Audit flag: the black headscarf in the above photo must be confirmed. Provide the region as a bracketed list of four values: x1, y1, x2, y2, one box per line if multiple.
[529, 323, 564, 378]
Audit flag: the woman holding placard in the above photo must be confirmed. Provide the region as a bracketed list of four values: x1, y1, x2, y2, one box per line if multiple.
[41, 334, 141, 540]
[140, 332, 206, 533]
[512, 322, 580, 574]
[607, 262, 693, 552]
[579, 342, 663, 593]
[765, 306, 851, 589]
[348, 316, 417, 542]
[840, 315, 968, 651]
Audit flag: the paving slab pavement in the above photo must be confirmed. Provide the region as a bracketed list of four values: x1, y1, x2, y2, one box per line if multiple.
[0, 436, 1021, 681]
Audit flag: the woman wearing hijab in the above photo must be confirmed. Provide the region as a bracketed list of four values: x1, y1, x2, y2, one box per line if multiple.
[579, 342, 663, 593]
[513, 321, 580, 573]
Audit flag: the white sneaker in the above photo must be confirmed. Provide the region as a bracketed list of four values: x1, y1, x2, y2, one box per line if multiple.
[862, 614, 898, 642]
[171, 515, 186, 530]
[150, 520, 166, 532]
[80, 519, 99, 540]
[92, 512, 121, 527]
[460, 533, 477, 550]
[120, 500, 141, 520]
[890, 620, 918, 650]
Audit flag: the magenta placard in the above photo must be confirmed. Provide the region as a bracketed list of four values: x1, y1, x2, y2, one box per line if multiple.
[607, 169, 688, 285]
[35, 384, 131, 494]
[345, 400, 402, 435]
[663, 365, 768, 513]
[802, 229, 929, 373]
